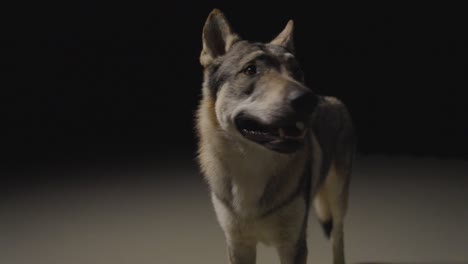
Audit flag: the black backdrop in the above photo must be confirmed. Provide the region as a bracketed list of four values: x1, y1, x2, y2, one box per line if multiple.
[3, 2, 468, 171]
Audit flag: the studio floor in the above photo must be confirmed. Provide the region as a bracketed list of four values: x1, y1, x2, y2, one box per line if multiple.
[1, 154, 467, 264]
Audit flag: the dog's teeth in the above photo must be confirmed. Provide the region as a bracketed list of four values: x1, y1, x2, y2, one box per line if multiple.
[296, 122, 305, 130]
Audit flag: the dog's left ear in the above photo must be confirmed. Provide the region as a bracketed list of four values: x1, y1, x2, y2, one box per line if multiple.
[270, 20, 295, 53]
[200, 9, 241, 67]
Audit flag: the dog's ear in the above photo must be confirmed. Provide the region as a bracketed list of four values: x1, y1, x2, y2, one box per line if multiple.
[270, 20, 295, 53]
[200, 9, 240, 67]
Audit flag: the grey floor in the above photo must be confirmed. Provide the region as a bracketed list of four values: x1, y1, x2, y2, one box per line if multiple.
[1, 154, 467, 264]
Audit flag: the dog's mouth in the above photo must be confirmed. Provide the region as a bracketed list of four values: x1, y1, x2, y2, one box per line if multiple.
[234, 115, 308, 153]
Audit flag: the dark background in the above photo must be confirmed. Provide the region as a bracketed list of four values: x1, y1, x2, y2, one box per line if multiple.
[2, 2, 467, 173]
[2, 4, 467, 262]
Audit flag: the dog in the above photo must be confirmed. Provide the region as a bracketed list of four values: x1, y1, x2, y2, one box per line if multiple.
[195, 9, 355, 264]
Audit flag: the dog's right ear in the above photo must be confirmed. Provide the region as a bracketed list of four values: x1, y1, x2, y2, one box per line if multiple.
[270, 20, 295, 53]
[200, 9, 240, 67]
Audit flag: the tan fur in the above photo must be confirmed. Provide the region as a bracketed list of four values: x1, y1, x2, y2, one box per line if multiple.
[314, 186, 332, 223]
[196, 9, 355, 264]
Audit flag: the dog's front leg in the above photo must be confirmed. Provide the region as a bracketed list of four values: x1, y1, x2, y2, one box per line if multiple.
[277, 236, 307, 264]
[226, 238, 256, 264]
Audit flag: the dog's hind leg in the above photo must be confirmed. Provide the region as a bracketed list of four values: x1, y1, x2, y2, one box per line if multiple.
[314, 185, 332, 238]
[313, 161, 350, 264]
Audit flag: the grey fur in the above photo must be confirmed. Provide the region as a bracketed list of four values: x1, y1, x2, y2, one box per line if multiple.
[196, 9, 355, 264]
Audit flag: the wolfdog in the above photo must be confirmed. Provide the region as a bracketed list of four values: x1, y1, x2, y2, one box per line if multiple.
[196, 9, 355, 264]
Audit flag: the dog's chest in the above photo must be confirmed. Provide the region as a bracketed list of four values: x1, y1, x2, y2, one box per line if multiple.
[202, 137, 307, 218]
[220, 145, 307, 218]
[227, 155, 275, 217]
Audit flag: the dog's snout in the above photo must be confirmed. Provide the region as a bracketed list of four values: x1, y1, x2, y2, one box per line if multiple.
[289, 89, 318, 116]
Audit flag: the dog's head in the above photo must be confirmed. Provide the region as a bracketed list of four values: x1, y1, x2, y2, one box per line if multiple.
[199, 9, 318, 154]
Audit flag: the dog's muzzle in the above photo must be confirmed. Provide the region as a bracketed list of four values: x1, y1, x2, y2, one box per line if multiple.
[234, 114, 309, 154]
[234, 88, 318, 153]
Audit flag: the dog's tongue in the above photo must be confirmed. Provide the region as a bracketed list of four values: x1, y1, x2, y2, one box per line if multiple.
[279, 122, 306, 139]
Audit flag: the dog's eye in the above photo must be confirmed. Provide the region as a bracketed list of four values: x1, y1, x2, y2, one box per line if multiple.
[243, 65, 257, 75]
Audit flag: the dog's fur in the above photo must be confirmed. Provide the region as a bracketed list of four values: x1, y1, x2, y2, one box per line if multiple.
[196, 9, 355, 264]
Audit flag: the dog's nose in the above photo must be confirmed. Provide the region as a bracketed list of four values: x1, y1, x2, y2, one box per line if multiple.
[289, 89, 318, 116]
